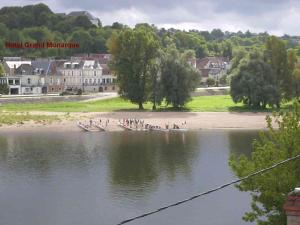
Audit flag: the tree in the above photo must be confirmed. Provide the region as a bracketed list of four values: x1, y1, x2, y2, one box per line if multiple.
[206, 77, 216, 87]
[264, 36, 293, 103]
[293, 65, 300, 101]
[229, 102, 300, 225]
[0, 63, 4, 76]
[107, 27, 160, 109]
[160, 46, 200, 108]
[230, 51, 279, 109]
[0, 64, 9, 94]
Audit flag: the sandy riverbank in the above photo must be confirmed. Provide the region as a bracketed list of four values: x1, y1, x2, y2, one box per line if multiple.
[0, 111, 271, 133]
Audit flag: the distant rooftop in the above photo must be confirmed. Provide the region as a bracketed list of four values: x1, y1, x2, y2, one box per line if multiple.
[68, 11, 97, 20]
[289, 188, 300, 196]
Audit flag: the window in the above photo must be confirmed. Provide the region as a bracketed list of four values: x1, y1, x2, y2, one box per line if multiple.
[15, 80, 20, 85]
[85, 79, 88, 84]
[94, 71, 96, 76]
[102, 79, 105, 84]
[8, 79, 13, 85]
[112, 86, 115, 90]
[27, 78, 31, 85]
[106, 78, 110, 84]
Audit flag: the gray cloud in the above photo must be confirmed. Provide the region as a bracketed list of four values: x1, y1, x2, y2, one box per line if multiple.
[0, 0, 300, 35]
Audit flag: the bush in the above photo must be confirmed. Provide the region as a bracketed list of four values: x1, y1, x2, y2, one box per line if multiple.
[206, 77, 216, 87]
[0, 84, 9, 94]
[76, 89, 83, 95]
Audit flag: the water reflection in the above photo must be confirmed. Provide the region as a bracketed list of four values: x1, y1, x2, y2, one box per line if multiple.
[0, 130, 258, 225]
[228, 130, 259, 157]
[108, 132, 199, 195]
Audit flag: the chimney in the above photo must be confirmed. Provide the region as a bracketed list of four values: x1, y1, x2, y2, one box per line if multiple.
[284, 188, 300, 225]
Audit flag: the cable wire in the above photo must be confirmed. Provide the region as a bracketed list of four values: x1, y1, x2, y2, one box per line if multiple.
[116, 153, 300, 225]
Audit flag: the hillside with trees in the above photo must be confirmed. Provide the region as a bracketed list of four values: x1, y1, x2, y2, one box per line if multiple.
[0, 3, 300, 60]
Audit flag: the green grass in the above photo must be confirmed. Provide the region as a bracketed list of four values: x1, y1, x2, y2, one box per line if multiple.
[0, 95, 292, 113]
[0, 112, 60, 126]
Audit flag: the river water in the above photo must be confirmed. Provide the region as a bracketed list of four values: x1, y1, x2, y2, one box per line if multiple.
[0, 130, 259, 225]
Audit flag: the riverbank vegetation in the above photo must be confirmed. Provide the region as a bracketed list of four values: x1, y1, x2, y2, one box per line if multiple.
[0, 111, 60, 126]
[0, 95, 293, 113]
[229, 102, 300, 225]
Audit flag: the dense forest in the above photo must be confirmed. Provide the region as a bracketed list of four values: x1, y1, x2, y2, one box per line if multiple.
[0, 3, 300, 59]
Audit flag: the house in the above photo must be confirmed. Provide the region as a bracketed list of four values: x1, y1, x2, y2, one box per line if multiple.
[32, 59, 65, 94]
[284, 188, 300, 225]
[68, 11, 100, 26]
[58, 60, 103, 92]
[59, 61, 83, 91]
[196, 57, 231, 84]
[0, 76, 21, 94]
[100, 64, 118, 92]
[81, 60, 102, 92]
[15, 64, 42, 95]
[2, 60, 30, 94]
[3, 60, 31, 76]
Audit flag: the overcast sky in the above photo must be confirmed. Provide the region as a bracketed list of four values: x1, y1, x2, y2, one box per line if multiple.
[1, 0, 300, 35]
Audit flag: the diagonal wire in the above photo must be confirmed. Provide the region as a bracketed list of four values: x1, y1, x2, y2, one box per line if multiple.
[116, 154, 300, 225]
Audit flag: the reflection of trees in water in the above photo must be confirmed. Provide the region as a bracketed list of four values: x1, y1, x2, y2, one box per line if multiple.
[0, 136, 8, 161]
[108, 132, 199, 194]
[0, 133, 103, 177]
[228, 130, 260, 157]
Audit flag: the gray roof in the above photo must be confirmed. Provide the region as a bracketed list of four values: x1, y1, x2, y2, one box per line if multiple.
[31, 60, 54, 75]
[68, 11, 97, 20]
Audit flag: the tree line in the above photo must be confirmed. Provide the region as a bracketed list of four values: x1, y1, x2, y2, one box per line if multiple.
[2, 3, 300, 60]
[229, 36, 300, 109]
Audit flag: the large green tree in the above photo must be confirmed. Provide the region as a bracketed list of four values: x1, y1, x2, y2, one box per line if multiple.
[293, 64, 300, 101]
[264, 36, 293, 103]
[230, 102, 300, 225]
[107, 26, 160, 109]
[160, 46, 200, 108]
[230, 51, 279, 108]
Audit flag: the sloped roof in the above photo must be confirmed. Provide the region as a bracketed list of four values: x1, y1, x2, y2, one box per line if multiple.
[100, 64, 111, 75]
[15, 64, 34, 75]
[5, 61, 31, 69]
[68, 11, 97, 20]
[31, 60, 54, 75]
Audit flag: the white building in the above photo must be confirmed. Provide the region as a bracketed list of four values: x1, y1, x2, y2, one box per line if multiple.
[82, 60, 102, 92]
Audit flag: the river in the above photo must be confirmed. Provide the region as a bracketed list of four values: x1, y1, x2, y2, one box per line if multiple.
[0, 130, 259, 225]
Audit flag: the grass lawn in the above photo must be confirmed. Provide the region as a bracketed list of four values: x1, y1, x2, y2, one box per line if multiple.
[0, 95, 292, 113]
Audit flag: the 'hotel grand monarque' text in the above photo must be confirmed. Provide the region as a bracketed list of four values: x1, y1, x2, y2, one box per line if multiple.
[5, 41, 80, 48]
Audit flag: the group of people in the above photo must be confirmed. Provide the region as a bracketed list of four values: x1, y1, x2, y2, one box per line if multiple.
[79, 118, 187, 131]
[120, 118, 145, 129]
[119, 118, 187, 130]
[98, 118, 110, 127]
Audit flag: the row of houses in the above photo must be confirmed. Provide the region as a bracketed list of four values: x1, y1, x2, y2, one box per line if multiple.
[0, 54, 117, 95]
[0, 55, 230, 95]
